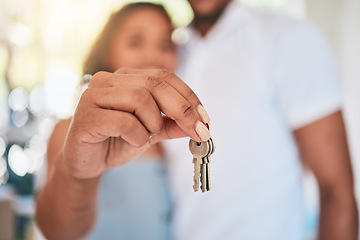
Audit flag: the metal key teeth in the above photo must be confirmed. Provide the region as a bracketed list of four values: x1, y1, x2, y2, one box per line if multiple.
[193, 157, 200, 192]
[200, 164, 205, 192]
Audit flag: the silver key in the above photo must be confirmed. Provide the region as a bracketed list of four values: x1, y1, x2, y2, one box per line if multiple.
[201, 138, 214, 192]
[189, 140, 210, 192]
[208, 138, 215, 189]
[204, 124, 215, 192]
[201, 140, 211, 192]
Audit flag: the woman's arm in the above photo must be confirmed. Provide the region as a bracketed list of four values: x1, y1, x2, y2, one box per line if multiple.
[35, 69, 211, 239]
[294, 111, 358, 240]
[36, 119, 101, 240]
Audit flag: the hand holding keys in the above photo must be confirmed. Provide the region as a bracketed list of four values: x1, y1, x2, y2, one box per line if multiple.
[189, 136, 215, 192]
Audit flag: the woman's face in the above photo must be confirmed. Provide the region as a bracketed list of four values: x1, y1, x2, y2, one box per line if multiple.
[108, 7, 177, 71]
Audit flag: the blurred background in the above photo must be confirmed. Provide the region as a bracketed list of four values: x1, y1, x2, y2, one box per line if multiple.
[0, 0, 359, 239]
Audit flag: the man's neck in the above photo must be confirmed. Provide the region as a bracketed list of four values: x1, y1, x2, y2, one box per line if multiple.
[192, 2, 229, 37]
[193, 18, 218, 37]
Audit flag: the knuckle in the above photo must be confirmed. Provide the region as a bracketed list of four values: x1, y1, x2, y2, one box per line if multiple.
[124, 115, 136, 130]
[92, 71, 107, 80]
[179, 102, 194, 119]
[145, 76, 167, 90]
[155, 69, 175, 81]
[119, 114, 136, 135]
[115, 67, 129, 74]
[137, 135, 150, 147]
[89, 71, 107, 86]
[152, 119, 164, 134]
[121, 115, 149, 147]
[80, 88, 94, 102]
[187, 89, 196, 98]
[131, 88, 150, 104]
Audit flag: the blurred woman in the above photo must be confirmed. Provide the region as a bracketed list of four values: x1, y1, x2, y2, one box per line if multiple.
[37, 3, 178, 240]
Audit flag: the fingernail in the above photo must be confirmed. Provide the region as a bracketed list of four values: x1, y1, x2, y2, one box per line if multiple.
[195, 121, 211, 141]
[197, 105, 210, 124]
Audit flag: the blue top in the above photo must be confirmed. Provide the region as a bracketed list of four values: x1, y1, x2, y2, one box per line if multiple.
[84, 158, 173, 240]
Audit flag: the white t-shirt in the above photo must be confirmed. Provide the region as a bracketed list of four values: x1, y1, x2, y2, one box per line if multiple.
[164, 1, 341, 240]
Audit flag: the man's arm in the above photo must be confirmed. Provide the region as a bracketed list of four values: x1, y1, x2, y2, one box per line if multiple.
[294, 110, 358, 240]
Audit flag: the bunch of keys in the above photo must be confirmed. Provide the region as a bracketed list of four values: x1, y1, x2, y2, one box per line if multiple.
[189, 137, 215, 192]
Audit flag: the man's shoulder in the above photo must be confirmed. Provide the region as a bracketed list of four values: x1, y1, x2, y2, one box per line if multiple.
[239, 5, 325, 50]
[250, 7, 318, 34]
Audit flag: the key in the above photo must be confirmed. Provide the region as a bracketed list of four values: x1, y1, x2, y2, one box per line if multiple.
[208, 138, 215, 189]
[189, 140, 210, 192]
[201, 124, 213, 192]
[201, 138, 214, 192]
[201, 140, 211, 192]
[190, 140, 209, 192]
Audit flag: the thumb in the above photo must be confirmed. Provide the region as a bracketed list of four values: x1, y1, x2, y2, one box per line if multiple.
[149, 116, 188, 144]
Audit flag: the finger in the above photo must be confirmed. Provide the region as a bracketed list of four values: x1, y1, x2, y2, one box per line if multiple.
[73, 107, 150, 147]
[119, 74, 208, 142]
[83, 86, 163, 134]
[92, 70, 210, 124]
[115, 68, 210, 124]
[149, 116, 187, 144]
[89, 71, 211, 142]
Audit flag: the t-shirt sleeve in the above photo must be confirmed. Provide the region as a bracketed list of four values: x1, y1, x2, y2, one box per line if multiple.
[272, 20, 342, 130]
